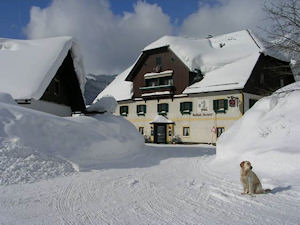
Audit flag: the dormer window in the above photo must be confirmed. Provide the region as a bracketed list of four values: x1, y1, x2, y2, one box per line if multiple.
[140, 70, 174, 91]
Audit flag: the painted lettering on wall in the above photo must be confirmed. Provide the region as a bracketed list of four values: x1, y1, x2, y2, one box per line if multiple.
[197, 99, 209, 113]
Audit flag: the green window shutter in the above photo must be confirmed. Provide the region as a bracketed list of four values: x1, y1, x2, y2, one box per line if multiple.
[213, 100, 217, 112]
[224, 99, 228, 110]
[166, 104, 169, 112]
[189, 102, 193, 112]
[157, 104, 160, 113]
[136, 105, 139, 113]
[144, 105, 147, 113]
[119, 106, 122, 115]
[180, 102, 183, 112]
[126, 106, 128, 114]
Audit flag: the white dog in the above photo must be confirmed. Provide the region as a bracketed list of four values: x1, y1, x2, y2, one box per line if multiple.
[240, 161, 271, 195]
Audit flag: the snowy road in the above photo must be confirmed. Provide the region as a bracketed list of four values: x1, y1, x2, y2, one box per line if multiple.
[1, 144, 299, 225]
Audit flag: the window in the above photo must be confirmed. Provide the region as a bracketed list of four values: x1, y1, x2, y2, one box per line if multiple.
[183, 127, 190, 136]
[120, 106, 129, 116]
[156, 56, 162, 66]
[180, 102, 193, 114]
[213, 99, 228, 113]
[137, 104, 147, 115]
[157, 103, 169, 115]
[249, 99, 257, 109]
[54, 78, 60, 96]
[139, 127, 144, 135]
[217, 127, 225, 138]
[145, 77, 173, 87]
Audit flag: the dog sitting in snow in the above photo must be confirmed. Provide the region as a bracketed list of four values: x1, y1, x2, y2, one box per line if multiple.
[240, 161, 271, 195]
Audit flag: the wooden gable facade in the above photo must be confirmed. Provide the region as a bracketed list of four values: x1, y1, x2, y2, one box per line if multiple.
[42, 51, 85, 113]
[126, 47, 193, 99]
[126, 47, 295, 99]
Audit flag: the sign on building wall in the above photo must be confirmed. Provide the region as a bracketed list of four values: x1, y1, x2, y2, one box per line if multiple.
[197, 99, 209, 113]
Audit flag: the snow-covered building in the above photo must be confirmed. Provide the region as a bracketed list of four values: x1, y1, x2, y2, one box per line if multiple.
[0, 36, 86, 116]
[95, 30, 295, 144]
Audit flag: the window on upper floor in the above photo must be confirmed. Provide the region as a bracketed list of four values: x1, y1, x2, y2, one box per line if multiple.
[213, 99, 228, 113]
[145, 76, 173, 87]
[180, 102, 193, 114]
[157, 103, 169, 115]
[120, 105, 129, 116]
[156, 56, 162, 66]
[137, 104, 147, 116]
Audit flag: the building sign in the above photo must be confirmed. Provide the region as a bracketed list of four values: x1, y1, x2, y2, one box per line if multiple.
[228, 96, 239, 107]
[197, 99, 209, 113]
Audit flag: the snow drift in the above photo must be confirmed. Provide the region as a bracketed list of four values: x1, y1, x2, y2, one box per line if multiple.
[0, 93, 144, 185]
[214, 82, 300, 189]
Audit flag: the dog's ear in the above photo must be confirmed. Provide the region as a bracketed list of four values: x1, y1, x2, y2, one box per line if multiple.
[240, 161, 245, 168]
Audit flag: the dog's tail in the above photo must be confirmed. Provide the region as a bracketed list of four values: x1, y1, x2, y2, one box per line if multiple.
[263, 189, 272, 194]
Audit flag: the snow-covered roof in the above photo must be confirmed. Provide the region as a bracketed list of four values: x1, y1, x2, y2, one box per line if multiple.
[96, 30, 286, 101]
[150, 115, 174, 124]
[144, 30, 262, 74]
[0, 36, 86, 100]
[93, 65, 134, 102]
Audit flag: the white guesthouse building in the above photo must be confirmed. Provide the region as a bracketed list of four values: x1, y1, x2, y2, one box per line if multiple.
[95, 30, 295, 144]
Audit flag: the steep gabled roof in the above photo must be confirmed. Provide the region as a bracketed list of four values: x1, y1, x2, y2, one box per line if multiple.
[0, 36, 85, 100]
[95, 30, 287, 101]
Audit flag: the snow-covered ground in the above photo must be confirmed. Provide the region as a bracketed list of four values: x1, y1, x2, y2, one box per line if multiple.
[1, 82, 300, 224]
[1, 144, 300, 225]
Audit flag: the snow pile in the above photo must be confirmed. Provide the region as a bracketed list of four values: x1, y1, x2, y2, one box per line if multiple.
[0, 92, 16, 105]
[214, 82, 300, 188]
[0, 36, 86, 100]
[0, 93, 144, 185]
[87, 96, 117, 113]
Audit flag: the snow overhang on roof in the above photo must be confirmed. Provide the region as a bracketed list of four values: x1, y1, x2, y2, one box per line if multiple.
[144, 70, 173, 79]
[150, 115, 174, 124]
[0, 36, 86, 100]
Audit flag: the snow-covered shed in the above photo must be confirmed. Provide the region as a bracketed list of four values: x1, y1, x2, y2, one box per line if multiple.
[0, 36, 86, 116]
[95, 30, 295, 144]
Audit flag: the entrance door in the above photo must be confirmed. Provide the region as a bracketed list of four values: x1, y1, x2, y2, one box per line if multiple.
[155, 124, 166, 144]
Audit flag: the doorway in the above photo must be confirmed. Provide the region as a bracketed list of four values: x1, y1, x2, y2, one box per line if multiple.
[154, 124, 166, 144]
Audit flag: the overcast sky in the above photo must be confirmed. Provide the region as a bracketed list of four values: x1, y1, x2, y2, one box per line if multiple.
[2, 0, 271, 75]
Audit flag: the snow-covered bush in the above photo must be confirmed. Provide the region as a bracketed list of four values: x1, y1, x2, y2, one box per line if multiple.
[144, 135, 151, 143]
[87, 96, 117, 113]
[171, 135, 182, 144]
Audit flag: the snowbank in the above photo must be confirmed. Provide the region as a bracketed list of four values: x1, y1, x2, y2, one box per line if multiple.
[87, 96, 117, 113]
[214, 82, 300, 189]
[0, 93, 144, 185]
